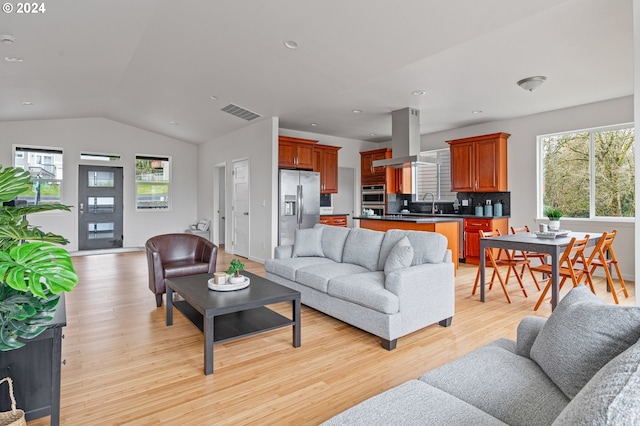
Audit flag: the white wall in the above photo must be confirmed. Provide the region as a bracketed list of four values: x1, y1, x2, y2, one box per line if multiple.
[0, 118, 198, 251]
[634, 0, 639, 304]
[421, 96, 635, 280]
[197, 118, 278, 263]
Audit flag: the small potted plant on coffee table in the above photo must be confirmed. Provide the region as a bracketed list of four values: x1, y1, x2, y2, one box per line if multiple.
[226, 258, 245, 284]
[544, 207, 563, 231]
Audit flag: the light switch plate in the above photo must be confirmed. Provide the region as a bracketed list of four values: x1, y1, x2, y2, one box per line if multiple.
[462, 199, 469, 206]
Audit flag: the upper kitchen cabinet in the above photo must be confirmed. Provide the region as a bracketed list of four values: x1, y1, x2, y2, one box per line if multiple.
[278, 136, 317, 170]
[360, 148, 392, 185]
[447, 132, 510, 192]
[313, 144, 341, 194]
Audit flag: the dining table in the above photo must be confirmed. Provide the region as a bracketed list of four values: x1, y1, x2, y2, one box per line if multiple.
[479, 231, 602, 310]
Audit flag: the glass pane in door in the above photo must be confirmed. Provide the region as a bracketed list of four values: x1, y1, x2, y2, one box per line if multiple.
[87, 171, 114, 187]
[88, 197, 115, 213]
[87, 222, 114, 239]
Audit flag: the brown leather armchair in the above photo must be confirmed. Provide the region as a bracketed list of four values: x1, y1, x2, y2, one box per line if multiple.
[146, 233, 218, 307]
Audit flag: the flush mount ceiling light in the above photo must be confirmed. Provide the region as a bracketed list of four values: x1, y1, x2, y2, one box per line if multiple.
[4, 56, 23, 62]
[0, 34, 16, 44]
[411, 90, 426, 96]
[517, 76, 547, 91]
[283, 40, 298, 49]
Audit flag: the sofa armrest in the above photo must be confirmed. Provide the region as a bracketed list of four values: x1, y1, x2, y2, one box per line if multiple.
[443, 249, 452, 263]
[385, 262, 455, 321]
[516, 316, 547, 359]
[274, 245, 293, 259]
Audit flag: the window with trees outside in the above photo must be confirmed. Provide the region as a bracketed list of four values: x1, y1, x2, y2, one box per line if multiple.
[13, 145, 64, 205]
[539, 124, 634, 219]
[136, 155, 171, 210]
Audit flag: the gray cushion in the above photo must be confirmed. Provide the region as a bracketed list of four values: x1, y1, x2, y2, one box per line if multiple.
[263, 257, 334, 281]
[321, 380, 508, 426]
[295, 262, 369, 293]
[553, 339, 640, 425]
[420, 345, 570, 426]
[293, 227, 324, 257]
[384, 236, 413, 276]
[342, 228, 384, 271]
[530, 285, 640, 399]
[328, 272, 399, 314]
[314, 224, 350, 262]
[378, 229, 448, 270]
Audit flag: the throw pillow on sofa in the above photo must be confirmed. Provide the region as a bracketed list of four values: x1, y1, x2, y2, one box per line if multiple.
[384, 236, 413, 276]
[530, 285, 640, 399]
[293, 227, 324, 257]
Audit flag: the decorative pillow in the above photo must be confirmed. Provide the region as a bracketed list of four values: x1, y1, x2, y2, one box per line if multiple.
[552, 339, 640, 425]
[384, 236, 413, 276]
[292, 227, 324, 258]
[530, 285, 640, 399]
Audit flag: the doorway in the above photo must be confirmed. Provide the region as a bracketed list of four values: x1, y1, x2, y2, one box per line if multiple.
[232, 159, 250, 257]
[334, 167, 356, 228]
[213, 163, 226, 249]
[77, 165, 124, 250]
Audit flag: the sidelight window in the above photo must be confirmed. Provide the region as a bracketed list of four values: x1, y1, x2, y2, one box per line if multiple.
[415, 148, 455, 201]
[135, 155, 171, 210]
[538, 124, 635, 219]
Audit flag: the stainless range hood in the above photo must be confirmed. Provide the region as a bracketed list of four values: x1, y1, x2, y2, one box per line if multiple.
[372, 107, 437, 168]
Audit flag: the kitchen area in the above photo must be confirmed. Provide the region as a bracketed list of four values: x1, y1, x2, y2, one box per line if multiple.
[356, 108, 512, 267]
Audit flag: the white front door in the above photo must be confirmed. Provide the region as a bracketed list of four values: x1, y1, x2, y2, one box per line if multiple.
[232, 159, 249, 257]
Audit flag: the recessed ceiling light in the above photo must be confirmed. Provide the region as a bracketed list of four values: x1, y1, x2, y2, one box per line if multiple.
[472, 110, 483, 114]
[169, 121, 179, 125]
[411, 90, 426, 96]
[310, 123, 318, 127]
[352, 109, 363, 114]
[0, 35, 16, 44]
[209, 95, 218, 100]
[4, 56, 23, 62]
[284, 40, 298, 49]
[22, 101, 34, 105]
[369, 133, 377, 136]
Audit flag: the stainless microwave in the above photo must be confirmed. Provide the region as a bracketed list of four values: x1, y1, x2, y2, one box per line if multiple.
[362, 185, 385, 204]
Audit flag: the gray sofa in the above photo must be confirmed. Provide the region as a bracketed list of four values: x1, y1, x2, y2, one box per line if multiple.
[323, 285, 640, 425]
[264, 224, 455, 350]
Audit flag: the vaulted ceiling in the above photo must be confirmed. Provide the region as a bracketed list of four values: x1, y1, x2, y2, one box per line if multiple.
[0, 0, 633, 144]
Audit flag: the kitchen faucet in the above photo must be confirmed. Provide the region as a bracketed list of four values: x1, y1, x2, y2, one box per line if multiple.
[423, 192, 436, 213]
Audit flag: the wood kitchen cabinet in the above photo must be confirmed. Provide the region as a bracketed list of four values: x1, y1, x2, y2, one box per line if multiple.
[387, 165, 413, 194]
[448, 133, 510, 192]
[463, 217, 509, 265]
[360, 148, 393, 185]
[319, 215, 347, 227]
[278, 136, 317, 170]
[313, 144, 341, 194]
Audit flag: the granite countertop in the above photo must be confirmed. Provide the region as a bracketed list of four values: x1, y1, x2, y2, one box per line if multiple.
[320, 213, 350, 216]
[354, 215, 462, 224]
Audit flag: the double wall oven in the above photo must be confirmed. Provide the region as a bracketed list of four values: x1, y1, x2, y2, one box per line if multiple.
[361, 184, 385, 216]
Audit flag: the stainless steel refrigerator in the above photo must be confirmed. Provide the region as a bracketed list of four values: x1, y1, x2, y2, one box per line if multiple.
[278, 169, 320, 246]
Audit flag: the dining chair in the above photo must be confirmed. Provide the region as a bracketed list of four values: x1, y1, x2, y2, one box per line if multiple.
[531, 235, 594, 311]
[509, 225, 546, 291]
[577, 230, 628, 304]
[472, 229, 530, 303]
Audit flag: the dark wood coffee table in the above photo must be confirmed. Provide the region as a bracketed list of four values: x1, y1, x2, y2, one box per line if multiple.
[165, 271, 301, 375]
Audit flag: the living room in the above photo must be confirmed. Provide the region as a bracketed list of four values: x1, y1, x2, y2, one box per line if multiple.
[1, 1, 639, 424]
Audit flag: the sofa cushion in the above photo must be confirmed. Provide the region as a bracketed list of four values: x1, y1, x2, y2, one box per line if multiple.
[263, 257, 334, 281]
[552, 339, 640, 425]
[293, 227, 324, 257]
[342, 228, 384, 271]
[163, 260, 210, 278]
[328, 272, 399, 314]
[384, 236, 413, 276]
[321, 380, 509, 426]
[315, 224, 350, 262]
[296, 262, 370, 293]
[530, 285, 640, 399]
[420, 345, 570, 426]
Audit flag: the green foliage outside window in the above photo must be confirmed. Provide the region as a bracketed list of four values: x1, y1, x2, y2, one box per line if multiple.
[541, 126, 634, 219]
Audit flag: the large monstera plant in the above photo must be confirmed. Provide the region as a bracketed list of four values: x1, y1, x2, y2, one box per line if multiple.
[0, 165, 78, 351]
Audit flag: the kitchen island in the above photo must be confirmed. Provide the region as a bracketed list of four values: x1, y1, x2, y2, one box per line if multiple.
[354, 215, 460, 270]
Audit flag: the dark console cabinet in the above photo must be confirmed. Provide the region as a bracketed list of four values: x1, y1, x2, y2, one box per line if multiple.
[0, 295, 65, 425]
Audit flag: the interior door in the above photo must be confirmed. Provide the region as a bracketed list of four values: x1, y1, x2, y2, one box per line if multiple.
[78, 165, 123, 250]
[232, 159, 249, 257]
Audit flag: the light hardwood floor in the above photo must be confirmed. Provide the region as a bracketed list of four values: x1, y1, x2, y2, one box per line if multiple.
[28, 249, 634, 425]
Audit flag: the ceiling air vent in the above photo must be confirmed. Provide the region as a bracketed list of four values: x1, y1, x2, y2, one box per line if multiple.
[221, 104, 261, 121]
